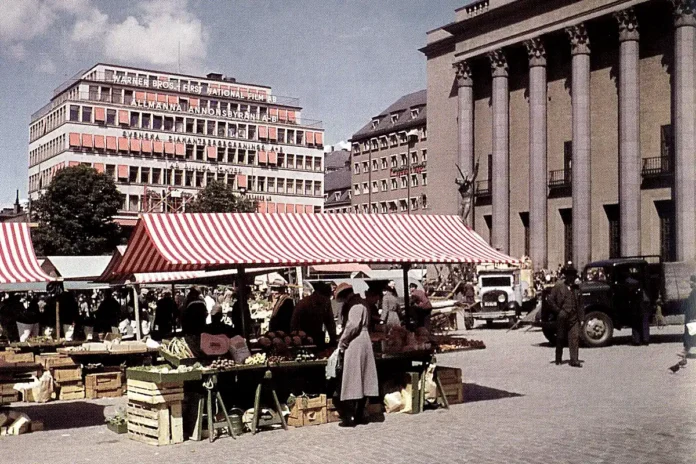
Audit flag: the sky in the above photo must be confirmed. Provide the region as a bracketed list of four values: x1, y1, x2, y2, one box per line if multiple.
[0, 0, 464, 206]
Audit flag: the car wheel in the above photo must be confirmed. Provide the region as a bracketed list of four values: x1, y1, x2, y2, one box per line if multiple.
[486, 320, 494, 328]
[582, 311, 614, 347]
[542, 327, 557, 344]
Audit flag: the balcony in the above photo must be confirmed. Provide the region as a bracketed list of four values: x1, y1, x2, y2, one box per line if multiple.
[474, 179, 491, 205]
[642, 156, 673, 189]
[548, 169, 571, 198]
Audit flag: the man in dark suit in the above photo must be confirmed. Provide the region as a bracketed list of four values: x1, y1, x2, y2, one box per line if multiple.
[547, 266, 583, 367]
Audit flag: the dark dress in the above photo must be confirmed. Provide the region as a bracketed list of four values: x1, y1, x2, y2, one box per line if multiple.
[269, 295, 294, 334]
[153, 296, 178, 339]
[291, 292, 337, 347]
[95, 297, 121, 333]
[182, 299, 208, 336]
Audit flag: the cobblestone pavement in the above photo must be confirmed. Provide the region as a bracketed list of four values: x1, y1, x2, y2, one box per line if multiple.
[3, 325, 694, 464]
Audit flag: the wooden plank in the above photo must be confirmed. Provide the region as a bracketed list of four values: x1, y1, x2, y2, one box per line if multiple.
[169, 402, 184, 444]
[157, 405, 170, 445]
[127, 413, 159, 428]
[127, 404, 160, 420]
[127, 391, 184, 405]
[128, 431, 159, 446]
[126, 384, 183, 397]
[126, 379, 183, 391]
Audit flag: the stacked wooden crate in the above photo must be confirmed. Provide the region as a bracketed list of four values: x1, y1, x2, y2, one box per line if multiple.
[37, 354, 84, 400]
[436, 367, 464, 405]
[287, 395, 327, 427]
[126, 379, 184, 446]
[85, 372, 123, 399]
[1, 351, 39, 405]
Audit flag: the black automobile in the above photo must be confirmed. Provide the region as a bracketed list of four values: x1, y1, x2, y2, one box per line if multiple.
[539, 257, 664, 347]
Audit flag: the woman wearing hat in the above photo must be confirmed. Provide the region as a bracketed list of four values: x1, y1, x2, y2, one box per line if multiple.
[381, 282, 401, 328]
[334, 283, 379, 427]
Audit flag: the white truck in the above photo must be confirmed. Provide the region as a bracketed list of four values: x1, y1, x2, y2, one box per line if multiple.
[471, 266, 535, 327]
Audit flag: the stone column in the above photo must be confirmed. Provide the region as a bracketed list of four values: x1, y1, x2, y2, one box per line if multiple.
[616, 9, 641, 258]
[455, 61, 474, 226]
[489, 49, 510, 253]
[525, 37, 548, 268]
[672, 0, 696, 262]
[566, 24, 592, 268]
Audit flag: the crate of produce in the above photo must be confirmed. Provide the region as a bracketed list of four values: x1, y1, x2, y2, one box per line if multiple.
[6, 352, 35, 364]
[287, 394, 327, 427]
[127, 400, 184, 446]
[126, 367, 201, 384]
[126, 379, 184, 405]
[86, 372, 122, 393]
[36, 354, 77, 370]
[58, 384, 85, 401]
[52, 366, 82, 383]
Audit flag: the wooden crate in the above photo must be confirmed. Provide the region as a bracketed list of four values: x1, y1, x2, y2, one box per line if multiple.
[6, 352, 35, 364]
[88, 388, 123, 399]
[326, 398, 340, 423]
[127, 400, 184, 446]
[86, 372, 123, 399]
[288, 395, 327, 427]
[441, 383, 464, 404]
[52, 366, 82, 383]
[58, 384, 85, 401]
[436, 367, 462, 383]
[126, 379, 184, 405]
[36, 354, 77, 370]
[0, 391, 19, 405]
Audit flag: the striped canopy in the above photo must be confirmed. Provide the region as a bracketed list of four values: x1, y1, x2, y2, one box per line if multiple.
[105, 213, 516, 278]
[0, 223, 54, 284]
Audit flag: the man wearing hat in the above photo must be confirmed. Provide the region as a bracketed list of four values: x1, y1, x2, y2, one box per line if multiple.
[291, 282, 337, 348]
[683, 275, 696, 361]
[547, 265, 583, 367]
[269, 279, 294, 334]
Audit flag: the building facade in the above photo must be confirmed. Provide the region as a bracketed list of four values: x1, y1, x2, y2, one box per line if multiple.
[29, 64, 325, 225]
[422, 0, 695, 269]
[349, 90, 429, 214]
[324, 149, 352, 213]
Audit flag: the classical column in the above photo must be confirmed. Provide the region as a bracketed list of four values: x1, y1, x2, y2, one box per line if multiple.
[489, 49, 510, 253]
[566, 24, 592, 268]
[616, 9, 641, 258]
[672, 0, 696, 262]
[455, 60, 474, 226]
[525, 37, 548, 268]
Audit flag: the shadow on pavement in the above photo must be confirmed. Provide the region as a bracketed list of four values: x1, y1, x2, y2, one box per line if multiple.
[10, 401, 107, 430]
[610, 332, 684, 346]
[462, 383, 523, 403]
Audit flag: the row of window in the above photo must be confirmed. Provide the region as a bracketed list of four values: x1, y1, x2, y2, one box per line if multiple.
[351, 127, 427, 155]
[30, 106, 67, 141]
[353, 196, 428, 214]
[353, 150, 427, 174]
[353, 173, 428, 195]
[29, 134, 66, 166]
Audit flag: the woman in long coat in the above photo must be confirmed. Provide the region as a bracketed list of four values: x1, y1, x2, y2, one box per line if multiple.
[335, 283, 378, 427]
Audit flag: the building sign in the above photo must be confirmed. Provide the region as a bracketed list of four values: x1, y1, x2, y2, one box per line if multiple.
[122, 130, 271, 151]
[390, 162, 427, 177]
[129, 100, 279, 123]
[112, 76, 277, 103]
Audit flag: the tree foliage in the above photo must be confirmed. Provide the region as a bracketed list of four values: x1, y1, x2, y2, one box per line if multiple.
[186, 180, 258, 213]
[33, 165, 122, 255]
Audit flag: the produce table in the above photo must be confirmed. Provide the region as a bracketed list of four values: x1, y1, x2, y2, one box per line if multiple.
[1, 340, 84, 354]
[59, 348, 160, 367]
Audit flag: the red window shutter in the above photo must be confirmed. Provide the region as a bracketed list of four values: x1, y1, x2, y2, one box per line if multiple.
[153, 141, 164, 154]
[316, 132, 324, 146]
[118, 137, 129, 152]
[269, 127, 277, 140]
[158, 76, 168, 81]
[259, 90, 267, 98]
[68, 161, 80, 167]
[288, 111, 296, 123]
[220, 85, 229, 91]
[141, 140, 153, 153]
[189, 98, 199, 107]
[118, 110, 129, 125]
[206, 146, 217, 159]
[164, 142, 175, 155]
[167, 95, 178, 105]
[279, 109, 287, 122]
[277, 203, 286, 213]
[258, 201, 267, 213]
[268, 151, 277, 165]
[146, 92, 156, 102]
[130, 138, 142, 152]
[269, 108, 278, 118]
[135, 91, 146, 102]
[157, 93, 167, 103]
[106, 136, 117, 151]
[69, 133, 81, 147]
[305, 205, 314, 214]
[237, 174, 247, 189]
[249, 89, 258, 96]
[210, 84, 219, 92]
[258, 126, 268, 139]
[230, 86, 238, 94]
[306, 131, 315, 145]
[95, 107, 106, 122]
[258, 151, 267, 164]
[175, 143, 185, 156]
[94, 135, 105, 149]
[267, 202, 276, 213]
[82, 134, 93, 148]
[117, 165, 129, 179]
[93, 163, 105, 173]
[240, 88, 248, 98]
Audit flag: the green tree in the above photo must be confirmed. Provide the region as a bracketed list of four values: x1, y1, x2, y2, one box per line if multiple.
[186, 180, 258, 213]
[33, 165, 122, 255]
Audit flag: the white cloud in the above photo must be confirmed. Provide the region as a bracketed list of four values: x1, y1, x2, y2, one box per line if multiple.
[37, 59, 57, 74]
[0, 0, 57, 43]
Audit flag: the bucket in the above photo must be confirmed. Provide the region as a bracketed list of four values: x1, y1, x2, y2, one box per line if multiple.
[229, 408, 246, 435]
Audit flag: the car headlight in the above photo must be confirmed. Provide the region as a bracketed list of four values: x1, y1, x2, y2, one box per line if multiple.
[497, 294, 506, 303]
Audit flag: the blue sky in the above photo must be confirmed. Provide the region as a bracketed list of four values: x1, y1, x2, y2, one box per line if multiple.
[0, 0, 463, 206]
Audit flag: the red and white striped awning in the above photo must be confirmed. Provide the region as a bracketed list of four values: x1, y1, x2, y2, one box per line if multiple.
[107, 213, 516, 278]
[0, 223, 54, 284]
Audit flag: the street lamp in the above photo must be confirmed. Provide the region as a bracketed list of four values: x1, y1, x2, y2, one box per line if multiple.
[405, 129, 419, 215]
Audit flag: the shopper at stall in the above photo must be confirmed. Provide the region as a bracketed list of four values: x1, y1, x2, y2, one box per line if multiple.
[231, 285, 253, 338]
[269, 280, 294, 334]
[547, 266, 583, 367]
[291, 282, 337, 347]
[1, 294, 22, 342]
[334, 283, 378, 427]
[78, 294, 95, 340]
[204, 304, 235, 337]
[381, 282, 402, 328]
[16, 292, 40, 342]
[408, 283, 433, 330]
[95, 289, 120, 335]
[153, 291, 177, 340]
[364, 287, 383, 332]
[57, 291, 79, 341]
[182, 286, 208, 336]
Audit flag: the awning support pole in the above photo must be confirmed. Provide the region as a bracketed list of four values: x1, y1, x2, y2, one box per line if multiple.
[237, 267, 248, 340]
[402, 263, 411, 315]
[133, 284, 142, 341]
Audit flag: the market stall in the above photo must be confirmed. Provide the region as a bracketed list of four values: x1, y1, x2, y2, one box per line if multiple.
[97, 213, 514, 444]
